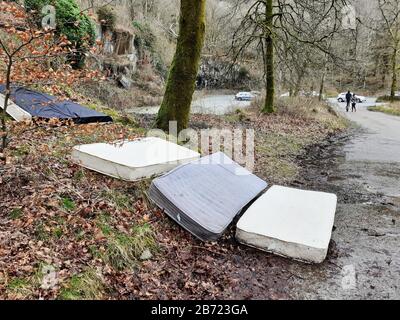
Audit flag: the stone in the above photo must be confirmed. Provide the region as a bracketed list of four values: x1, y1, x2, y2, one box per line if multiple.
[140, 249, 153, 261]
[118, 75, 132, 89]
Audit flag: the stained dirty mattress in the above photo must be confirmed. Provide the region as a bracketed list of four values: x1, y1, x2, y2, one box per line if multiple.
[71, 137, 200, 181]
[236, 185, 337, 263]
[149, 152, 268, 241]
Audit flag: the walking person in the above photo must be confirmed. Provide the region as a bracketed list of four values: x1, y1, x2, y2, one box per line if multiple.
[351, 93, 357, 112]
[345, 91, 352, 112]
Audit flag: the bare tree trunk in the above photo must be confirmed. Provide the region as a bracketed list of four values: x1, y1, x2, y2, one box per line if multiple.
[156, 0, 206, 132]
[262, 0, 275, 113]
[319, 71, 326, 101]
[294, 72, 305, 96]
[1, 58, 12, 152]
[391, 46, 398, 101]
[319, 38, 333, 101]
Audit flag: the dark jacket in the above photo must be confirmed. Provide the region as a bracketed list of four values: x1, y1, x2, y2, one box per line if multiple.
[346, 92, 352, 102]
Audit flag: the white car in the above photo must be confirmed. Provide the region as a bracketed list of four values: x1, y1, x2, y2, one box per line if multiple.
[337, 92, 367, 103]
[235, 92, 254, 101]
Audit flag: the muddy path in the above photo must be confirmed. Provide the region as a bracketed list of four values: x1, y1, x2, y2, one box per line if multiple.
[285, 129, 400, 299]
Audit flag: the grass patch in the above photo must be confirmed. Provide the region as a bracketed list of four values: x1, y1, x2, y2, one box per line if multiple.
[11, 144, 30, 158]
[5, 264, 57, 299]
[89, 245, 102, 259]
[325, 89, 339, 98]
[9, 208, 23, 220]
[52, 227, 63, 239]
[368, 104, 400, 117]
[73, 169, 86, 182]
[96, 215, 157, 271]
[257, 133, 304, 157]
[74, 227, 87, 241]
[61, 197, 76, 212]
[256, 133, 303, 182]
[34, 222, 50, 241]
[253, 97, 348, 184]
[85, 102, 138, 127]
[132, 180, 153, 202]
[33, 216, 66, 241]
[59, 269, 104, 300]
[224, 109, 250, 123]
[101, 189, 133, 211]
[7, 277, 34, 299]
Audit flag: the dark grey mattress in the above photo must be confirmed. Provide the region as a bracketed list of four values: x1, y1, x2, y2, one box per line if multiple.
[149, 152, 268, 241]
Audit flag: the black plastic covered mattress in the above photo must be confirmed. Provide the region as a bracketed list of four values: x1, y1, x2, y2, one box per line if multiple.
[0, 85, 112, 124]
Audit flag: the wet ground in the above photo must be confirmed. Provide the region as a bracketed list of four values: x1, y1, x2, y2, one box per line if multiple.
[285, 99, 400, 299]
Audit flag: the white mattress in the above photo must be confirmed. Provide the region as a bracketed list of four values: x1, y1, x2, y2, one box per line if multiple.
[0, 93, 32, 121]
[236, 185, 337, 263]
[71, 137, 200, 181]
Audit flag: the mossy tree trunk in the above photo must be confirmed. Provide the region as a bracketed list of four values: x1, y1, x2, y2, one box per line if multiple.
[319, 70, 326, 101]
[262, 0, 275, 113]
[156, 0, 206, 132]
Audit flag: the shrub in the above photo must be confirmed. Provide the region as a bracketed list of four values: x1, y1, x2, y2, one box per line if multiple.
[25, 0, 95, 67]
[133, 21, 155, 49]
[376, 95, 400, 102]
[132, 20, 144, 32]
[97, 6, 116, 31]
[237, 66, 250, 82]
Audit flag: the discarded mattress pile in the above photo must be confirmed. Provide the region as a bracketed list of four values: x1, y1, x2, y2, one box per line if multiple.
[148, 152, 268, 241]
[72, 137, 200, 181]
[71, 138, 338, 263]
[0, 85, 112, 123]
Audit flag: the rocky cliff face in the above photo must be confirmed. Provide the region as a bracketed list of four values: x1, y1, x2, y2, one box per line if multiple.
[197, 57, 255, 90]
[93, 25, 138, 88]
